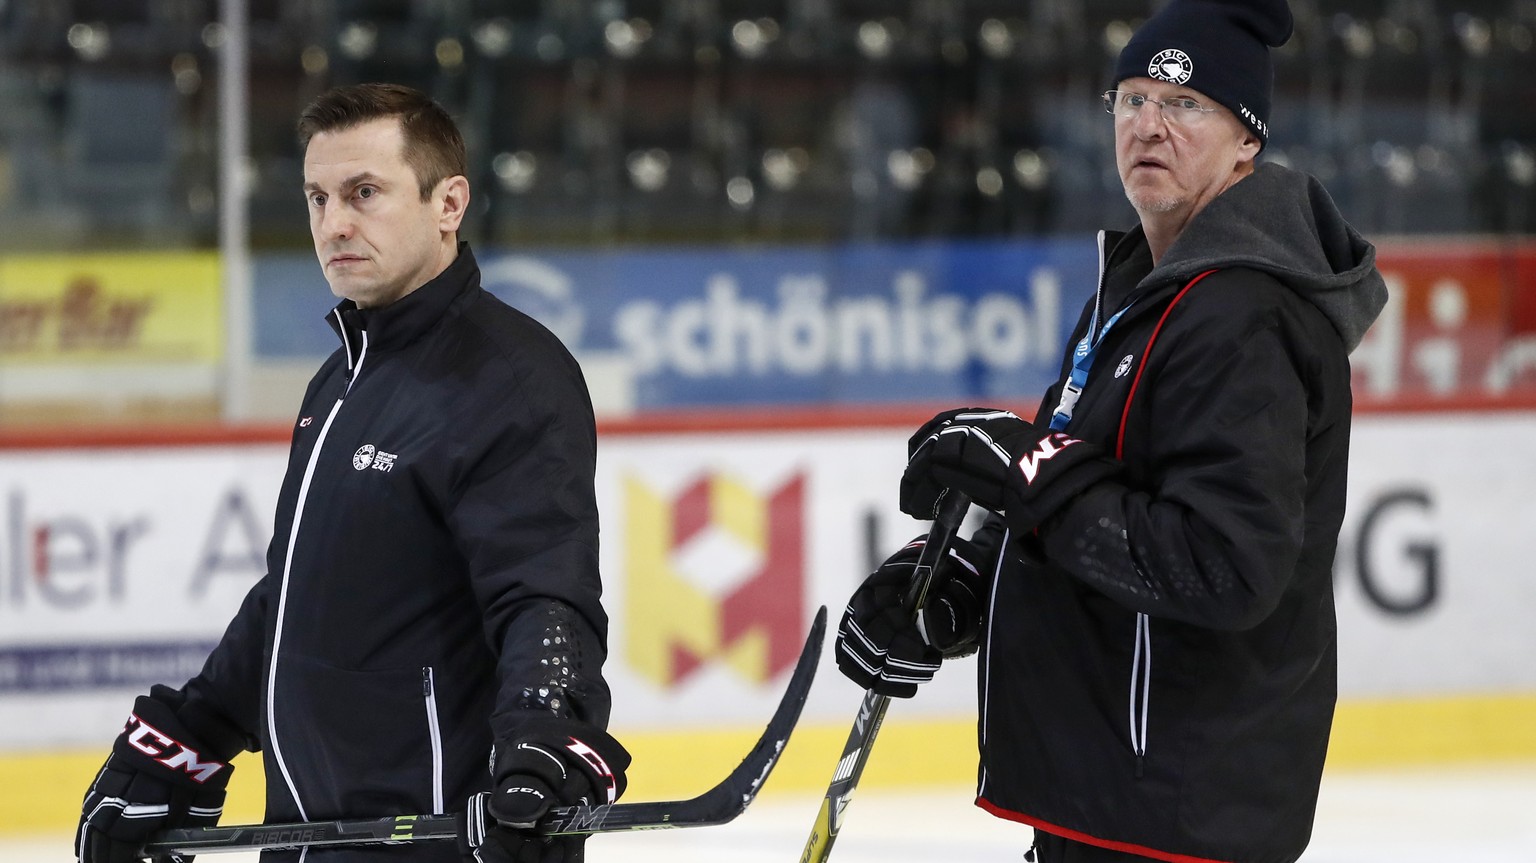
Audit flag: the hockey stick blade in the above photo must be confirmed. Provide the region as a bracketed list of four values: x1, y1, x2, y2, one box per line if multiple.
[799, 491, 970, 863]
[140, 606, 827, 857]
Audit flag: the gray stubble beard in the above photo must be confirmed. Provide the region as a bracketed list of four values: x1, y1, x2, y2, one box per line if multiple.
[1125, 187, 1181, 214]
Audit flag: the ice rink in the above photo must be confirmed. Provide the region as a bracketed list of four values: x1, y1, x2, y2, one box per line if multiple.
[9, 762, 1536, 862]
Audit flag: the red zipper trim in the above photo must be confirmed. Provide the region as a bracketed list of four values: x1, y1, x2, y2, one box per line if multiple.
[1115, 269, 1219, 458]
[976, 798, 1236, 863]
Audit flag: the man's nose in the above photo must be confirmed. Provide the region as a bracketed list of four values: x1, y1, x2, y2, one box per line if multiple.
[1133, 100, 1168, 138]
[319, 203, 353, 239]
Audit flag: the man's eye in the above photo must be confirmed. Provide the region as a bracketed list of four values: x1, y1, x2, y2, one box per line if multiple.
[1124, 94, 1146, 107]
[309, 194, 326, 207]
[357, 186, 376, 199]
[1170, 99, 1200, 111]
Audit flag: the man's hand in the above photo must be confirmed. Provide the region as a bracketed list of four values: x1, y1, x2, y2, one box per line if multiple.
[836, 534, 987, 698]
[901, 408, 1119, 530]
[76, 686, 243, 863]
[459, 719, 630, 863]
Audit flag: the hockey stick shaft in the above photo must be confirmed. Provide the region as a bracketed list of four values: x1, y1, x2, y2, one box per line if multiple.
[141, 606, 827, 857]
[799, 491, 971, 863]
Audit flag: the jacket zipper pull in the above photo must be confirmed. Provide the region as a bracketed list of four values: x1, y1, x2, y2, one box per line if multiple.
[422, 667, 433, 697]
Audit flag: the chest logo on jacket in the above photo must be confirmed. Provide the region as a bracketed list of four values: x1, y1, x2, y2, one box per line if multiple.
[352, 444, 398, 473]
[1115, 355, 1134, 379]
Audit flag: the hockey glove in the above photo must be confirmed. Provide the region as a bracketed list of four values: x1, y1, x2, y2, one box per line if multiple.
[901, 408, 1120, 532]
[836, 534, 987, 698]
[76, 685, 245, 863]
[459, 718, 631, 863]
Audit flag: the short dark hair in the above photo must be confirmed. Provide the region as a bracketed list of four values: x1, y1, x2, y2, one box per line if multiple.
[298, 83, 467, 200]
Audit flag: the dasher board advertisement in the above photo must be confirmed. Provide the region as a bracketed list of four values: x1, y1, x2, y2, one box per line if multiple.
[251, 239, 1536, 409]
[2, 412, 1535, 748]
[0, 252, 222, 364]
[254, 239, 1100, 407]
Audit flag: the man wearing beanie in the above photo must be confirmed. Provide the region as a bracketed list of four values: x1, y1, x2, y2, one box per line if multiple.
[835, 1, 1388, 861]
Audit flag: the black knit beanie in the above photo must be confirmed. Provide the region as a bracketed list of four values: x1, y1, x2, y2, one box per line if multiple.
[1113, 0, 1293, 148]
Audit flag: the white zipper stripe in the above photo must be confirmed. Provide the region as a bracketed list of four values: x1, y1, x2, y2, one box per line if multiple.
[333, 309, 353, 371]
[423, 667, 445, 814]
[266, 330, 368, 821]
[347, 331, 368, 395]
[1130, 612, 1152, 758]
[1093, 230, 1109, 338]
[976, 528, 1010, 797]
[265, 396, 344, 821]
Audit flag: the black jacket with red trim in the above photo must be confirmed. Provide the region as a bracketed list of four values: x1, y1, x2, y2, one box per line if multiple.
[175, 244, 610, 861]
[970, 164, 1386, 863]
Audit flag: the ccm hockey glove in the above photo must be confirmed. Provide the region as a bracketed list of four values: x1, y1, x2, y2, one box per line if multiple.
[459, 718, 631, 863]
[901, 408, 1120, 532]
[836, 534, 987, 698]
[76, 685, 245, 863]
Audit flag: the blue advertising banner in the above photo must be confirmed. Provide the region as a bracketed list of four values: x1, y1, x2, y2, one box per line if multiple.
[255, 239, 1100, 408]
[253, 255, 336, 359]
[0, 642, 216, 693]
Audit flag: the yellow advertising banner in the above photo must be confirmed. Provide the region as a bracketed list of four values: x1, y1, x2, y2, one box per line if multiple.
[0, 252, 221, 363]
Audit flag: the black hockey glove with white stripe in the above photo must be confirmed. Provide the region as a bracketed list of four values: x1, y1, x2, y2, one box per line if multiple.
[459, 718, 631, 863]
[836, 534, 987, 698]
[76, 685, 245, 863]
[901, 408, 1120, 532]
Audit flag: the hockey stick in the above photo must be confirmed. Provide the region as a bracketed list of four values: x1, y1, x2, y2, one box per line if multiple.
[799, 491, 971, 863]
[140, 605, 827, 858]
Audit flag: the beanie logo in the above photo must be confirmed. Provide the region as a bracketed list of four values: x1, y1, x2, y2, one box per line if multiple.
[1148, 49, 1193, 85]
[1240, 104, 1269, 139]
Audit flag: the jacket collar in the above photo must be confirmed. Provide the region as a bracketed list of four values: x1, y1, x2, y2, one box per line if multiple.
[325, 242, 479, 368]
[1091, 227, 1159, 328]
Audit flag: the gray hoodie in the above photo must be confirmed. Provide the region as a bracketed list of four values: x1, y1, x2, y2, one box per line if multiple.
[1150, 161, 1388, 351]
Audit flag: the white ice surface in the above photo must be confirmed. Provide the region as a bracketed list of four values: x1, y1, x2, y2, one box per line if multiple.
[11, 763, 1536, 862]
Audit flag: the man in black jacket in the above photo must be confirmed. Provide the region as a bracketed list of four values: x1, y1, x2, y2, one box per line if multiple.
[837, 2, 1387, 862]
[74, 84, 627, 863]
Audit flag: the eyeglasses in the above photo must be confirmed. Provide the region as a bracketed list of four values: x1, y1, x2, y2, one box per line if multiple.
[1102, 90, 1219, 126]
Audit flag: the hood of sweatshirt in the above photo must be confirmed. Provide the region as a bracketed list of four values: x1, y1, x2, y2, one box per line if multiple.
[1141, 162, 1387, 351]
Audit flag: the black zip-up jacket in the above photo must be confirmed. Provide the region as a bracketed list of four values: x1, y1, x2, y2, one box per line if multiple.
[179, 245, 610, 861]
[972, 165, 1387, 863]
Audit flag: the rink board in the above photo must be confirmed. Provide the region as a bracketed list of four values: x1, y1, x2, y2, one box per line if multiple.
[2, 410, 1535, 831]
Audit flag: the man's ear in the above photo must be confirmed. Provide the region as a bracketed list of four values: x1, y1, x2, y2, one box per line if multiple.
[1237, 131, 1262, 166]
[437, 175, 470, 234]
